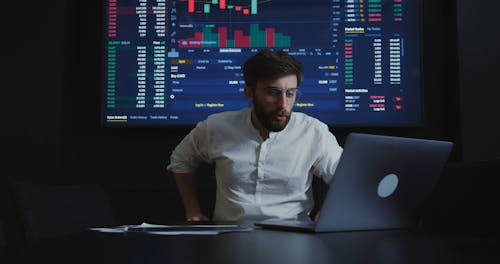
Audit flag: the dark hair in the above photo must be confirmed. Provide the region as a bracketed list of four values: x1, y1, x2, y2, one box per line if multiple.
[242, 50, 303, 87]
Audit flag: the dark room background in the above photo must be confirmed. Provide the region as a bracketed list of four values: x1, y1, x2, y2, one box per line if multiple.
[2, 0, 499, 246]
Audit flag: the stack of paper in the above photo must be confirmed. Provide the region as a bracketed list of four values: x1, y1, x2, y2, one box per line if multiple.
[89, 222, 254, 235]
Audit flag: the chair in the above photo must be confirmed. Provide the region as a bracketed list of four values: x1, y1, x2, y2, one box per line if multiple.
[194, 163, 217, 219]
[13, 181, 114, 241]
[421, 159, 500, 236]
[310, 176, 329, 220]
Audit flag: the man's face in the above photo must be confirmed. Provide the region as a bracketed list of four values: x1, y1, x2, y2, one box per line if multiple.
[249, 74, 299, 132]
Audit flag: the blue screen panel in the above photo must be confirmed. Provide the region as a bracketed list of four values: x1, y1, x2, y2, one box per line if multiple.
[102, 0, 422, 126]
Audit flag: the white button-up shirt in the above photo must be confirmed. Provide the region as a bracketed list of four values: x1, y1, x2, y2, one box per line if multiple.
[167, 108, 343, 222]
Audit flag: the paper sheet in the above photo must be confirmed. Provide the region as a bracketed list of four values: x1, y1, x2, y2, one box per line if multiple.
[89, 222, 254, 235]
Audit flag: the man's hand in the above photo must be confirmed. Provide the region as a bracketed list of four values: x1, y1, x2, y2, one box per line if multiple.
[174, 173, 210, 222]
[313, 211, 321, 222]
[186, 213, 210, 222]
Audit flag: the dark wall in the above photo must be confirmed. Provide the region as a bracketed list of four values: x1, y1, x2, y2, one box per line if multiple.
[1, 3, 65, 181]
[456, 0, 500, 163]
[1, 0, 499, 247]
[1, 0, 66, 247]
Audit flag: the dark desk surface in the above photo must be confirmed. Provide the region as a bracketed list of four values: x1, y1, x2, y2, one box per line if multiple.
[12, 228, 500, 264]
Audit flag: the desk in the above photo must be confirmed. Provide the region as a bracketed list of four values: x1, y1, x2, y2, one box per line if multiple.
[13, 228, 500, 264]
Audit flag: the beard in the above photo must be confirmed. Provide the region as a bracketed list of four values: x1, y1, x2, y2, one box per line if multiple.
[253, 97, 292, 132]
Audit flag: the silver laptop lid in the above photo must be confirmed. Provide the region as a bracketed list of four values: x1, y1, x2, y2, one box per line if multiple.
[315, 133, 453, 232]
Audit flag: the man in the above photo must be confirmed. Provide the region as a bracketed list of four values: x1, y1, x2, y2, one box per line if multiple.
[167, 50, 343, 223]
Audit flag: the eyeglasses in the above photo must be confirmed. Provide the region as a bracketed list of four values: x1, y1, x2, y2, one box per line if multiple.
[263, 87, 301, 100]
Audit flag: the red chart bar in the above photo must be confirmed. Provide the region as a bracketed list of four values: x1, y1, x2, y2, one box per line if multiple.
[243, 8, 249, 15]
[188, 0, 194, 13]
[179, 32, 203, 48]
[218, 27, 227, 48]
[220, 0, 226, 9]
[192, 32, 203, 48]
[234, 30, 250, 48]
[265, 28, 275, 47]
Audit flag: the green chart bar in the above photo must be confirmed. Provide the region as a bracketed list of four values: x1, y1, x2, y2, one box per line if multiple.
[203, 25, 219, 48]
[275, 33, 291, 47]
[251, 0, 258, 14]
[250, 24, 266, 47]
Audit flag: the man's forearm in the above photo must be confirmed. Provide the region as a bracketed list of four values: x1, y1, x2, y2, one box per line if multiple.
[174, 173, 205, 219]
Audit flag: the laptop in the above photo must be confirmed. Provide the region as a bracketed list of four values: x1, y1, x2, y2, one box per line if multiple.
[254, 133, 453, 233]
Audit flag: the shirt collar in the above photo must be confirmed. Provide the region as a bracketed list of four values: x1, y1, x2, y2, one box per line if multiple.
[245, 107, 295, 141]
[245, 108, 262, 139]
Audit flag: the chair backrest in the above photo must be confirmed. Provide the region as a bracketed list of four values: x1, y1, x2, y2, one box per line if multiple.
[13, 182, 114, 241]
[421, 159, 500, 236]
[310, 176, 329, 220]
[195, 163, 217, 219]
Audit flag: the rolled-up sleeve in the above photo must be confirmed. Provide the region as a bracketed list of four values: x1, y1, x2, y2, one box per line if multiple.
[166, 120, 211, 174]
[312, 125, 343, 184]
